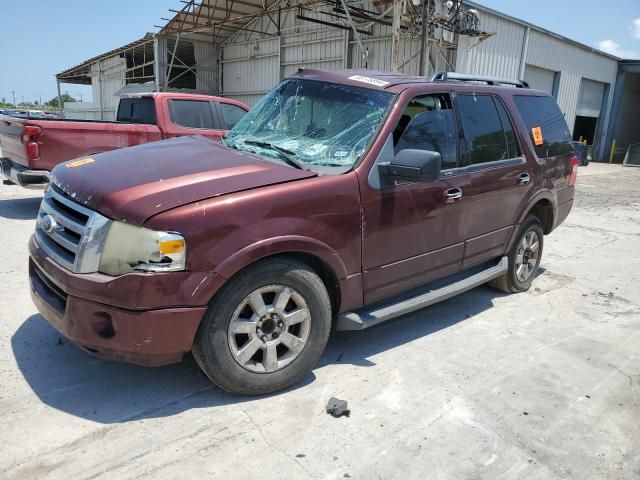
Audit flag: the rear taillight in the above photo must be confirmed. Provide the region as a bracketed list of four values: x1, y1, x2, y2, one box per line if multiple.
[23, 125, 42, 137]
[26, 141, 39, 159]
[22, 125, 42, 160]
[568, 154, 579, 186]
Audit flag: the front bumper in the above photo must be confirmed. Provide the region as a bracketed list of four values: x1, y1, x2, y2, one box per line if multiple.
[28, 235, 219, 366]
[1, 157, 50, 189]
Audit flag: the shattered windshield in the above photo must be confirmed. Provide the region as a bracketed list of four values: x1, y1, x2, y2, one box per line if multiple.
[224, 79, 394, 172]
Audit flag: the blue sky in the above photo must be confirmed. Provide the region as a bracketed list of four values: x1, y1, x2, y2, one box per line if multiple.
[0, 0, 176, 105]
[1, 0, 639, 105]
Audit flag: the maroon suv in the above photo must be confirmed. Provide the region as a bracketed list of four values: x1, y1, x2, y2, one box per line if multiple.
[28, 69, 578, 394]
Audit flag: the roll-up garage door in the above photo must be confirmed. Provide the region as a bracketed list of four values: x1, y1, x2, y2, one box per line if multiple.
[576, 78, 606, 117]
[524, 65, 556, 95]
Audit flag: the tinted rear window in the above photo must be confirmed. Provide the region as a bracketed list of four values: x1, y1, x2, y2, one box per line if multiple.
[117, 98, 156, 124]
[513, 95, 574, 158]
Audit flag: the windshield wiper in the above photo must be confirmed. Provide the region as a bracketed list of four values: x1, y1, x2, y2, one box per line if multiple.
[244, 140, 307, 170]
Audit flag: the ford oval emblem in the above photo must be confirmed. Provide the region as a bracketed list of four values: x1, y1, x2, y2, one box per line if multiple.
[40, 214, 59, 234]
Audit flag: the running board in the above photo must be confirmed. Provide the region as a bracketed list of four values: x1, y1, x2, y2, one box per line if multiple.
[336, 256, 508, 331]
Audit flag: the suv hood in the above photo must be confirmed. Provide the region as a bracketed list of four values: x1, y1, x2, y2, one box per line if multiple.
[50, 136, 317, 224]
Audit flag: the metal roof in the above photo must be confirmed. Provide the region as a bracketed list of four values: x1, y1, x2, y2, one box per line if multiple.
[158, 0, 322, 43]
[56, 34, 155, 85]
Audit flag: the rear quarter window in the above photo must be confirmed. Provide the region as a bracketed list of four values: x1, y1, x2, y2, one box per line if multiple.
[513, 95, 574, 158]
[117, 98, 156, 124]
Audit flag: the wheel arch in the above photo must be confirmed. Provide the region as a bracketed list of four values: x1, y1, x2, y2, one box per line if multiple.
[212, 236, 347, 313]
[519, 192, 556, 234]
[504, 192, 555, 254]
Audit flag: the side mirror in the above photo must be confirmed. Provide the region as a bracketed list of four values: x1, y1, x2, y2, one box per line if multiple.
[378, 149, 441, 185]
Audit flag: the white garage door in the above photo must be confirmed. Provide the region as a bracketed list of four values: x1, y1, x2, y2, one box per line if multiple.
[524, 64, 556, 95]
[576, 78, 606, 117]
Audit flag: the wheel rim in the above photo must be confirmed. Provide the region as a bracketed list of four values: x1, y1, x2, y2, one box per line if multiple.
[228, 285, 311, 373]
[515, 230, 540, 283]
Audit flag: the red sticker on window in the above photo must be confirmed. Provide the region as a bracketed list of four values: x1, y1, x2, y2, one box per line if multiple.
[531, 126, 544, 146]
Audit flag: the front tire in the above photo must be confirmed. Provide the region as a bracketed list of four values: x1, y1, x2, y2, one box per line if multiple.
[489, 215, 544, 293]
[193, 258, 332, 395]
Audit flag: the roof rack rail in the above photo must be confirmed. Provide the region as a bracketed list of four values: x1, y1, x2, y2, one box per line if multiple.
[429, 71, 530, 88]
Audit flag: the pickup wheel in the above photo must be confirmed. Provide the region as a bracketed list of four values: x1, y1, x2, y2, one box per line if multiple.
[193, 258, 332, 395]
[489, 215, 544, 294]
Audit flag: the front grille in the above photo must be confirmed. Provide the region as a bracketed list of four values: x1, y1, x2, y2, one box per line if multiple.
[35, 187, 111, 273]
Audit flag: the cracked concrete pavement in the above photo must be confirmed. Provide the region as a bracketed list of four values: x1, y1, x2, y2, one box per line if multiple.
[0, 163, 638, 479]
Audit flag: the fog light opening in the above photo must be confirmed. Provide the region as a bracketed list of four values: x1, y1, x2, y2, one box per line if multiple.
[92, 312, 116, 339]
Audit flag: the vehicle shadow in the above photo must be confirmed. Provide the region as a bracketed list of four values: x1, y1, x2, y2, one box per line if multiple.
[12, 285, 509, 424]
[322, 285, 509, 368]
[0, 196, 41, 219]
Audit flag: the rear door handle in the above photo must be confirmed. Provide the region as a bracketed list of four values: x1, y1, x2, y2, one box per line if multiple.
[517, 173, 531, 185]
[443, 187, 463, 204]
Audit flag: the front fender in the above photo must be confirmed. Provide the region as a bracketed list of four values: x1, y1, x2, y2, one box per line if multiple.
[213, 235, 350, 281]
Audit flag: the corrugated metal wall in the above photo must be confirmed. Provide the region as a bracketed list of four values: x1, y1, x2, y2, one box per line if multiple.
[194, 41, 219, 94]
[88, 56, 126, 120]
[456, 12, 524, 79]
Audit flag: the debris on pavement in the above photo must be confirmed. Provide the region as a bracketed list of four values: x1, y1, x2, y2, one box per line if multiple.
[326, 397, 350, 418]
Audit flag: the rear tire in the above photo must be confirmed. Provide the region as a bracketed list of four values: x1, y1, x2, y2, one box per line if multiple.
[193, 258, 332, 395]
[489, 215, 544, 294]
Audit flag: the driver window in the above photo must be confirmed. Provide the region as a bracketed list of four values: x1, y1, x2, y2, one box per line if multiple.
[393, 94, 459, 170]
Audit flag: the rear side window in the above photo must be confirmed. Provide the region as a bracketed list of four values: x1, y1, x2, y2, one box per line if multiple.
[513, 95, 574, 158]
[456, 94, 509, 166]
[170, 100, 215, 129]
[117, 98, 156, 124]
[218, 103, 247, 129]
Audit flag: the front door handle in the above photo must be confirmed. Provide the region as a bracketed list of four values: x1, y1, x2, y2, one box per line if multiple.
[443, 187, 463, 204]
[517, 173, 531, 185]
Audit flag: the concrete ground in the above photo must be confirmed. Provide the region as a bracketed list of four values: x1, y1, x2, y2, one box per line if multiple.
[0, 163, 638, 479]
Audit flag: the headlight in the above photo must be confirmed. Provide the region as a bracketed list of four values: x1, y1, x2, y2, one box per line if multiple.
[98, 221, 187, 276]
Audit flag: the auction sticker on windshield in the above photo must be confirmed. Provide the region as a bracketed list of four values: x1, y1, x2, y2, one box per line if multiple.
[348, 75, 390, 87]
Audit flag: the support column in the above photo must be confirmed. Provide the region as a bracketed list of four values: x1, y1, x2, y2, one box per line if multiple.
[518, 26, 530, 79]
[56, 79, 63, 114]
[391, 0, 403, 73]
[418, 0, 428, 76]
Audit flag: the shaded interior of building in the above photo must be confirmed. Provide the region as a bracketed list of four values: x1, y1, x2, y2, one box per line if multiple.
[606, 61, 640, 163]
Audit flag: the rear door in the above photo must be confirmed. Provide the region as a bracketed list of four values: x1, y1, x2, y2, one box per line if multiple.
[449, 93, 533, 269]
[162, 98, 226, 140]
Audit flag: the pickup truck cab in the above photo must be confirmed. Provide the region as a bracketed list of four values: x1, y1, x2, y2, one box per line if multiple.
[0, 92, 248, 188]
[28, 69, 578, 395]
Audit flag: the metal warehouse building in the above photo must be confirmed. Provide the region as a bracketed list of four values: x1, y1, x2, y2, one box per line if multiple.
[56, 0, 636, 162]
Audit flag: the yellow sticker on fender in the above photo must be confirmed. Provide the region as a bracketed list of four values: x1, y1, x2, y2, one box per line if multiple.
[531, 126, 544, 146]
[66, 157, 94, 168]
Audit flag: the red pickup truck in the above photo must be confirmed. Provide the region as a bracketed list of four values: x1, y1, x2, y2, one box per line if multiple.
[0, 92, 248, 189]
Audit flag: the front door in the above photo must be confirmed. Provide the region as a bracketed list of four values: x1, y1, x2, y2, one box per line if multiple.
[360, 93, 467, 304]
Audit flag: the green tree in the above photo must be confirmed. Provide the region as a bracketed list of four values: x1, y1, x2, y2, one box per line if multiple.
[46, 93, 77, 109]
